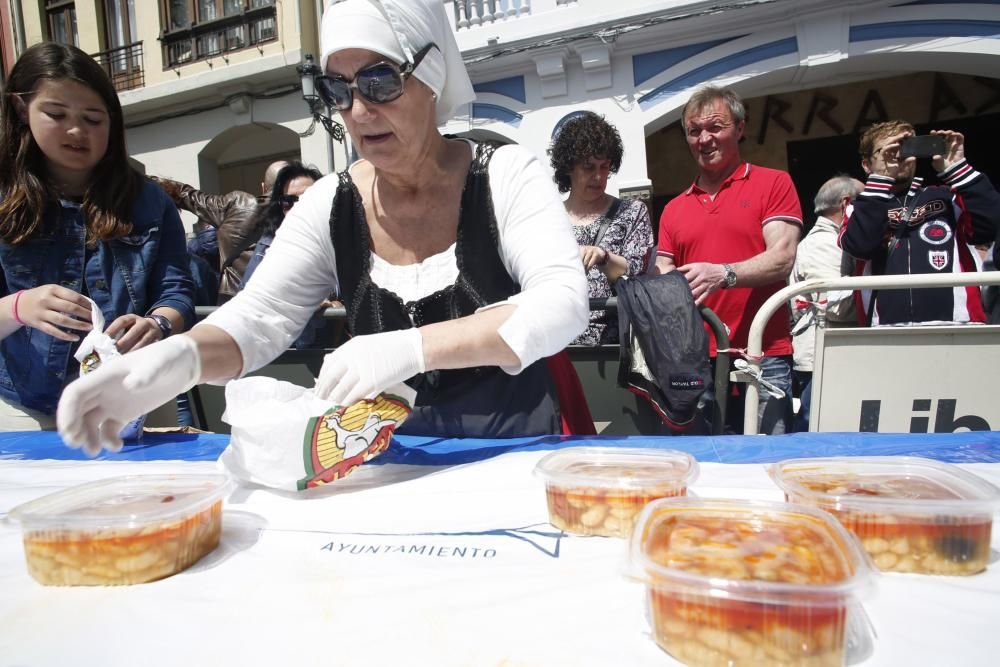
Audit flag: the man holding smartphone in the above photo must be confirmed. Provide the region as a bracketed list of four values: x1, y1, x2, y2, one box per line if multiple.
[839, 121, 1000, 325]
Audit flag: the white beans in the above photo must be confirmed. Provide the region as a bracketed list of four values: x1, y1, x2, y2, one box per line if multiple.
[650, 592, 846, 667]
[545, 484, 685, 537]
[846, 512, 991, 575]
[23, 501, 222, 586]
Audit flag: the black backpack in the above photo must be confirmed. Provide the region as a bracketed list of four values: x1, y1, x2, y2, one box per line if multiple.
[615, 272, 710, 430]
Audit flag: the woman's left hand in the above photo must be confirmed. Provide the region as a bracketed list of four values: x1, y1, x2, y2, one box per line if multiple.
[579, 245, 608, 272]
[315, 328, 425, 407]
[106, 314, 162, 354]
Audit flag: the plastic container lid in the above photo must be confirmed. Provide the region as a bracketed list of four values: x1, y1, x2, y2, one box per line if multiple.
[7, 474, 231, 531]
[533, 446, 699, 490]
[629, 497, 875, 604]
[768, 456, 1000, 515]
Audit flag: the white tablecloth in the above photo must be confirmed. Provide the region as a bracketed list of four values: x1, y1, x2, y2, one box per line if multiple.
[1, 454, 998, 666]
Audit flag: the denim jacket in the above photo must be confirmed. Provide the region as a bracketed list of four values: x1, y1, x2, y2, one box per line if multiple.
[0, 180, 195, 414]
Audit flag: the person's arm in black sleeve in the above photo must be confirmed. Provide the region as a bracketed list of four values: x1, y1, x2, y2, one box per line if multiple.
[938, 159, 1000, 245]
[838, 173, 895, 259]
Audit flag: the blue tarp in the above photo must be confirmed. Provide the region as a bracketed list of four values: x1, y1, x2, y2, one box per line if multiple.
[2, 430, 999, 464]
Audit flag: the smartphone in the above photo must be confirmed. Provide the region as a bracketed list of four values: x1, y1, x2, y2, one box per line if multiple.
[899, 135, 946, 160]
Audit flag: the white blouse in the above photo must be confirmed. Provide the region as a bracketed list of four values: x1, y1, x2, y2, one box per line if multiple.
[369, 243, 458, 305]
[200, 141, 589, 377]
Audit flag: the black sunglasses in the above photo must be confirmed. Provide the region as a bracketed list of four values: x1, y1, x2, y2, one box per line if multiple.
[278, 194, 299, 211]
[315, 43, 438, 112]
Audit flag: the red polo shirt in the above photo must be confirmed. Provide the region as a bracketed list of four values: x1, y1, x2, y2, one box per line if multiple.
[657, 162, 802, 357]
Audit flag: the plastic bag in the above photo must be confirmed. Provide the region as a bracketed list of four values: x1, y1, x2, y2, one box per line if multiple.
[72, 299, 146, 441]
[219, 376, 416, 491]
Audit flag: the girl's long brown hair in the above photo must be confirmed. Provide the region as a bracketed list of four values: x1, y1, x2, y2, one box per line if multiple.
[0, 42, 143, 245]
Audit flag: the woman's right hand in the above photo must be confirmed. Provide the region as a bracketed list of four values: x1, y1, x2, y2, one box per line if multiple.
[13, 285, 93, 341]
[57, 335, 202, 456]
[579, 245, 609, 272]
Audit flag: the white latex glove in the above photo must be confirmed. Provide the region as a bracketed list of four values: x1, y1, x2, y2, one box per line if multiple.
[315, 328, 425, 407]
[57, 335, 202, 457]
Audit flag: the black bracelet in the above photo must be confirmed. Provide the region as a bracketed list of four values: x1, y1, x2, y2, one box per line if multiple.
[146, 314, 172, 339]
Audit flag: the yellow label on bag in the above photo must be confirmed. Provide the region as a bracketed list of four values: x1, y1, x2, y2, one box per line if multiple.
[297, 393, 412, 490]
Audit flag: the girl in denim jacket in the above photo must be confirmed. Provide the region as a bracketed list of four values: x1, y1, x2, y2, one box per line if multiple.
[0, 43, 194, 429]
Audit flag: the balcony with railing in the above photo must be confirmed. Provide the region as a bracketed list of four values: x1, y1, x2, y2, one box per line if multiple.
[449, 0, 533, 30]
[93, 42, 144, 92]
[444, 0, 748, 49]
[162, 3, 278, 69]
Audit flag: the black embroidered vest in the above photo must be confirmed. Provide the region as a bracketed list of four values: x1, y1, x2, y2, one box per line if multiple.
[329, 142, 560, 437]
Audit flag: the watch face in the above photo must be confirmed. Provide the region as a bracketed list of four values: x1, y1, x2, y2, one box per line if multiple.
[724, 266, 737, 287]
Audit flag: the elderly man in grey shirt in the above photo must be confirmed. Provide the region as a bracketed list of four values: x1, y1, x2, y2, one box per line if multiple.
[789, 175, 864, 430]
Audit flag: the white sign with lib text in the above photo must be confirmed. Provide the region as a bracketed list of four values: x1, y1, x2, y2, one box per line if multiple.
[812, 325, 1000, 433]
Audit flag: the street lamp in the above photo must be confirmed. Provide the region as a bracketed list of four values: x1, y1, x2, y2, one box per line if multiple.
[297, 53, 344, 142]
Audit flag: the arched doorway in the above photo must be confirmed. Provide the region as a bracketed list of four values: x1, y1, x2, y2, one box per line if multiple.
[198, 122, 302, 197]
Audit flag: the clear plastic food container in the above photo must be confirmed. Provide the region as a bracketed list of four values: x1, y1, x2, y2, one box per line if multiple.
[7, 474, 230, 586]
[769, 456, 1000, 576]
[534, 447, 698, 537]
[629, 497, 875, 667]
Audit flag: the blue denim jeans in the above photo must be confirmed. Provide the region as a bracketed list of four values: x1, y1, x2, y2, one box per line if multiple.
[793, 370, 812, 432]
[698, 355, 794, 435]
[749, 355, 794, 435]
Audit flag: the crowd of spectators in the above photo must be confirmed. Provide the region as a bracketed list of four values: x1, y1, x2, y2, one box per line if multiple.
[3, 31, 998, 438]
[547, 87, 1000, 435]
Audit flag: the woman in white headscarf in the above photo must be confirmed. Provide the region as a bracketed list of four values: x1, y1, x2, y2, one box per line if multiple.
[56, 0, 590, 453]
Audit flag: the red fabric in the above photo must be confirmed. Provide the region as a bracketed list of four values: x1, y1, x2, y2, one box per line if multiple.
[545, 351, 596, 435]
[955, 194, 987, 323]
[657, 163, 802, 357]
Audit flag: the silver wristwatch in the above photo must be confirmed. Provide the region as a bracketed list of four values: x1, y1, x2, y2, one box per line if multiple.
[722, 263, 737, 289]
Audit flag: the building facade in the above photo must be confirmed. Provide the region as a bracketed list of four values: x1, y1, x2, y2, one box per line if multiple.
[5, 0, 333, 212]
[1, 0, 998, 231]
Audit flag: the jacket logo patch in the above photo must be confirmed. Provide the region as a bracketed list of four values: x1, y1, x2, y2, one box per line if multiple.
[918, 220, 953, 246]
[928, 250, 949, 270]
[888, 200, 946, 227]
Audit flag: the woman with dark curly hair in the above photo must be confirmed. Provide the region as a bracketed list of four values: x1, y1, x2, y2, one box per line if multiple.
[549, 112, 653, 345]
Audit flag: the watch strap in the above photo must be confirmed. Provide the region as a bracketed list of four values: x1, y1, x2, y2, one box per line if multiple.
[146, 313, 172, 339]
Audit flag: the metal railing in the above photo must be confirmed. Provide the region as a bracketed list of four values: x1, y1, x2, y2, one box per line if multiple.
[194, 297, 730, 435]
[448, 0, 532, 31]
[92, 42, 144, 92]
[742, 272, 1000, 435]
[162, 4, 277, 68]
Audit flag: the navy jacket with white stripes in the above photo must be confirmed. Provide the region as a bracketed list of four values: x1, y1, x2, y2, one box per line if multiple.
[838, 159, 1000, 325]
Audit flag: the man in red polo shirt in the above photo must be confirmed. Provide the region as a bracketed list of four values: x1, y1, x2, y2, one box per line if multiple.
[652, 86, 801, 434]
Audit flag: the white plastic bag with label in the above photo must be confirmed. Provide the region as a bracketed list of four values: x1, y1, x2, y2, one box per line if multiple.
[219, 376, 416, 491]
[72, 299, 146, 441]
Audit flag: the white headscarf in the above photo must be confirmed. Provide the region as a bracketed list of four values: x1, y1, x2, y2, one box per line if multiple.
[320, 0, 475, 125]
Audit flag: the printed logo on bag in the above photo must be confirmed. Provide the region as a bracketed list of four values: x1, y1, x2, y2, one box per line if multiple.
[918, 220, 953, 246]
[296, 394, 412, 490]
[928, 250, 949, 270]
[669, 373, 706, 390]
